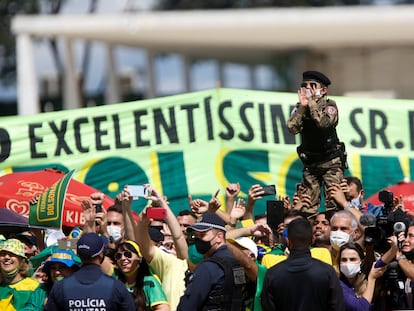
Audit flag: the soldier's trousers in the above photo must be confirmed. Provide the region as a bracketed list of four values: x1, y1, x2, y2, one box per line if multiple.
[300, 156, 344, 218]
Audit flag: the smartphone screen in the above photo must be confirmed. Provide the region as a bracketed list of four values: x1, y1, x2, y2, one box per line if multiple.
[266, 200, 284, 234]
[58, 238, 78, 250]
[262, 185, 276, 196]
[127, 185, 148, 199]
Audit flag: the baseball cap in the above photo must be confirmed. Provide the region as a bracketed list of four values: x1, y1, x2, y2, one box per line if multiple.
[190, 213, 226, 232]
[76, 233, 109, 259]
[228, 237, 258, 259]
[16, 231, 37, 247]
[43, 249, 81, 273]
[0, 238, 27, 259]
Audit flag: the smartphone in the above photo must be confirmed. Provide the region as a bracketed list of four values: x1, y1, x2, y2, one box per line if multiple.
[146, 207, 167, 219]
[127, 185, 149, 200]
[58, 238, 78, 250]
[266, 200, 284, 234]
[93, 203, 103, 213]
[262, 185, 276, 196]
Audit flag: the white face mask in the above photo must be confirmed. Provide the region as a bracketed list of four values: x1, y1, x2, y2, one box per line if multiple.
[305, 89, 322, 98]
[340, 263, 361, 278]
[330, 231, 350, 250]
[107, 225, 123, 242]
[314, 89, 322, 98]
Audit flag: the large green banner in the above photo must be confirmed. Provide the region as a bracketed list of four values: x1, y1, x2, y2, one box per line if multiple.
[1, 88, 413, 217]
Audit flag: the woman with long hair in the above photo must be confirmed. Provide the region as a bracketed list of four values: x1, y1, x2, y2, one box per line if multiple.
[115, 240, 169, 311]
[338, 242, 386, 311]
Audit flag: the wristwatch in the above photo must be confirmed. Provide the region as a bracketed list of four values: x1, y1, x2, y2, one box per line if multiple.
[397, 254, 407, 262]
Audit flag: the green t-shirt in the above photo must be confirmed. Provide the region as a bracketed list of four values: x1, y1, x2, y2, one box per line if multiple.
[143, 275, 169, 308]
[22, 283, 48, 311]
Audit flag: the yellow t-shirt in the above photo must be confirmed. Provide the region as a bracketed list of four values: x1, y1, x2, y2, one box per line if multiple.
[149, 247, 188, 311]
[261, 247, 333, 269]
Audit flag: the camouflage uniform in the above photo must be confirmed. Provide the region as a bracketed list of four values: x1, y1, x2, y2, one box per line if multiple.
[288, 96, 346, 218]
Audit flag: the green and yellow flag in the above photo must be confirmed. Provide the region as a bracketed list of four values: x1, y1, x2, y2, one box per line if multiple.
[29, 170, 75, 228]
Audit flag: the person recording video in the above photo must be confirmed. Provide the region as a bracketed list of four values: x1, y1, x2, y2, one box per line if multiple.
[365, 190, 413, 311]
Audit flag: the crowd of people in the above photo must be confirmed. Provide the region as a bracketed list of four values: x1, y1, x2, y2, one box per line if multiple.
[0, 176, 413, 311]
[1, 70, 414, 311]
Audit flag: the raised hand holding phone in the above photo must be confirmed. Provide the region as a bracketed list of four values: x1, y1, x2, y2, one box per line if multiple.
[126, 185, 149, 200]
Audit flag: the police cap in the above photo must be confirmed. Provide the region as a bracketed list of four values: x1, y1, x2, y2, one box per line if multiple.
[302, 70, 331, 86]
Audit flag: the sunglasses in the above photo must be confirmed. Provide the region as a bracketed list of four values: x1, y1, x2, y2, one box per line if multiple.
[115, 251, 133, 261]
[300, 82, 319, 88]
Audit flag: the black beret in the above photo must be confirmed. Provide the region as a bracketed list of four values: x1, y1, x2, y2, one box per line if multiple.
[302, 70, 331, 86]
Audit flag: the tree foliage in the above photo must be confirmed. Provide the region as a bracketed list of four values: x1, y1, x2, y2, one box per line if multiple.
[0, 0, 63, 86]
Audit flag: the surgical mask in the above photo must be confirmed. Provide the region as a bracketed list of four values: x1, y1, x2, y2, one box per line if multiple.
[330, 231, 350, 250]
[340, 263, 361, 278]
[1, 267, 19, 279]
[107, 225, 122, 242]
[53, 276, 64, 282]
[195, 238, 212, 254]
[351, 194, 362, 210]
[188, 244, 204, 264]
[305, 89, 322, 98]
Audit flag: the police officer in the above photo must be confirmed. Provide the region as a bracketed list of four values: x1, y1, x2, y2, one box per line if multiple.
[177, 212, 246, 310]
[45, 232, 135, 311]
[287, 70, 347, 219]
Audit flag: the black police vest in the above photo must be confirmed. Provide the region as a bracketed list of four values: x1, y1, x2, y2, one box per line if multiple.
[202, 256, 246, 311]
[300, 113, 339, 153]
[62, 273, 115, 311]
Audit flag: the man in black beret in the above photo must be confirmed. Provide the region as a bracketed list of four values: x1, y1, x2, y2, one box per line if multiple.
[287, 70, 347, 219]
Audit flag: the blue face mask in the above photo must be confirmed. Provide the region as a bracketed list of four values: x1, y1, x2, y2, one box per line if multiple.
[351, 194, 362, 210]
[188, 244, 204, 264]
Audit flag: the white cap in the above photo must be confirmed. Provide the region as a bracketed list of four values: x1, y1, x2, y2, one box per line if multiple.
[233, 237, 258, 259]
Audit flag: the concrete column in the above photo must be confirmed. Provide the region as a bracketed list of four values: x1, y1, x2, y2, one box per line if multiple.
[62, 38, 81, 110]
[16, 34, 40, 115]
[217, 60, 225, 88]
[104, 44, 120, 104]
[182, 54, 191, 92]
[145, 49, 156, 98]
[249, 64, 256, 89]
